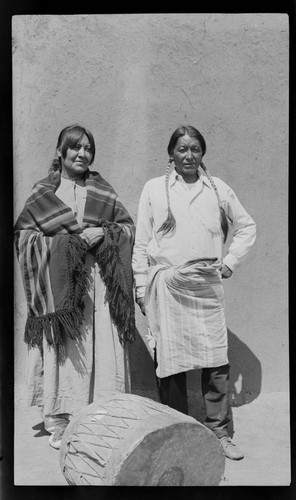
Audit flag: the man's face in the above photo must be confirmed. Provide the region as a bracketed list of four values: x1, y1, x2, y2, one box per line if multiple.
[171, 134, 203, 183]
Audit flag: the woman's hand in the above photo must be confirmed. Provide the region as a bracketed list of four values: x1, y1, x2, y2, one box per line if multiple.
[80, 227, 104, 248]
[221, 263, 233, 279]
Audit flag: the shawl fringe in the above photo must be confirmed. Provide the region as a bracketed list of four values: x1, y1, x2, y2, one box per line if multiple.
[24, 234, 89, 350]
[24, 308, 85, 350]
[15, 171, 135, 349]
[96, 222, 136, 344]
[66, 234, 90, 312]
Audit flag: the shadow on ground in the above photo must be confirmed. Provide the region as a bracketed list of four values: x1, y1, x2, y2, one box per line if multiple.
[32, 421, 50, 438]
[129, 326, 262, 438]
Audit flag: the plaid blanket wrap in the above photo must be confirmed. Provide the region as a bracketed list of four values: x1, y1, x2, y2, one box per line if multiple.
[145, 258, 228, 377]
[14, 170, 136, 349]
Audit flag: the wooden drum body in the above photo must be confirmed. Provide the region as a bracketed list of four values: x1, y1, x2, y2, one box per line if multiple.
[59, 392, 225, 486]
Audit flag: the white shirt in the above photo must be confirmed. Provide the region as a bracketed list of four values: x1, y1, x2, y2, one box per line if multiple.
[55, 176, 87, 228]
[132, 169, 256, 294]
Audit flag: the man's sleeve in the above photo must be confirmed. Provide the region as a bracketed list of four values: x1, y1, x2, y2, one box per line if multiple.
[221, 182, 256, 272]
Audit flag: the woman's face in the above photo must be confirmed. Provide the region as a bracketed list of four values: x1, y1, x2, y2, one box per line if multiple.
[171, 134, 203, 183]
[58, 134, 93, 179]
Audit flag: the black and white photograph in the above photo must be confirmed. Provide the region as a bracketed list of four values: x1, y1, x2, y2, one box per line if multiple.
[8, 11, 290, 492]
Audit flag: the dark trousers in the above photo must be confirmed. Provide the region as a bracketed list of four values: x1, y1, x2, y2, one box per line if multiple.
[155, 354, 230, 438]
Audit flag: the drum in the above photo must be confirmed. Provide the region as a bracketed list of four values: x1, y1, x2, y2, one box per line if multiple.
[59, 392, 225, 486]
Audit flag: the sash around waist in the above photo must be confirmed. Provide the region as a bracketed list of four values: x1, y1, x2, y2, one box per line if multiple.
[147, 258, 223, 292]
[145, 257, 228, 376]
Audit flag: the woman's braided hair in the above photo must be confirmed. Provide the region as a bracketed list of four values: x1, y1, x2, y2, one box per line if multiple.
[158, 126, 229, 243]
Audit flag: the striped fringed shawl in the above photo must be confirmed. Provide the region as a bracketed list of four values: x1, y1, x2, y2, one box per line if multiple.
[14, 169, 136, 349]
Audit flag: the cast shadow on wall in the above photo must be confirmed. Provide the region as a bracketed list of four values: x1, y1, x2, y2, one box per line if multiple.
[130, 327, 262, 436]
[227, 328, 262, 406]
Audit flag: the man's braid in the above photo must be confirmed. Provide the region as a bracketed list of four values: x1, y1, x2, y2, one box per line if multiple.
[157, 160, 229, 243]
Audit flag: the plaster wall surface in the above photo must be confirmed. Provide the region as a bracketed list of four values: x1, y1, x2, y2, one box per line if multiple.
[13, 14, 288, 405]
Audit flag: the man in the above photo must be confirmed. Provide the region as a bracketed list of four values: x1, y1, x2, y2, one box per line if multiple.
[132, 125, 256, 460]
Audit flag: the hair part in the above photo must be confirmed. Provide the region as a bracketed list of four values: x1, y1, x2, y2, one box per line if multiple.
[167, 125, 206, 158]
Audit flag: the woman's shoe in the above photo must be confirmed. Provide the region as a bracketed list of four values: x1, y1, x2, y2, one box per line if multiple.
[48, 426, 67, 450]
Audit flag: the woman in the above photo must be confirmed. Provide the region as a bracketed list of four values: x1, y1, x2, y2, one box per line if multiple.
[132, 125, 256, 460]
[15, 124, 136, 449]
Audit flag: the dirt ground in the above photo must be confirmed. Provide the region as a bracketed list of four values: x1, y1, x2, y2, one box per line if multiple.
[13, 391, 290, 487]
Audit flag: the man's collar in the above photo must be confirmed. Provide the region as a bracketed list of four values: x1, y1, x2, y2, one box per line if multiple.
[169, 168, 212, 188]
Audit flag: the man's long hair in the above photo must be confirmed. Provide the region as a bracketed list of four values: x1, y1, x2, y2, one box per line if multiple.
[158, 125, 229, 243]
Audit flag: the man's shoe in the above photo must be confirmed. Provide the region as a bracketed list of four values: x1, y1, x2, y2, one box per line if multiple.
[219, 436, 244, 460]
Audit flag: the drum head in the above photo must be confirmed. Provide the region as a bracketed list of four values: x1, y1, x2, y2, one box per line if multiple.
[60, 393, 225, 486]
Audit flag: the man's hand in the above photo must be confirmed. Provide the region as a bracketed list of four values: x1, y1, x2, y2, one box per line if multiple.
[136, 297, 146, 316]
[221, 263, 233, 279]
